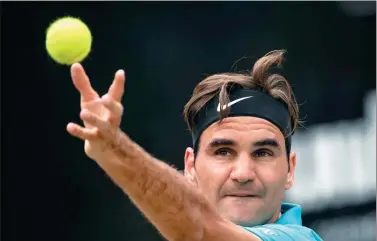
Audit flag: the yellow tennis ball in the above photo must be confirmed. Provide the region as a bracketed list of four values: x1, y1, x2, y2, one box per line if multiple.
[46, 17, 92, 65]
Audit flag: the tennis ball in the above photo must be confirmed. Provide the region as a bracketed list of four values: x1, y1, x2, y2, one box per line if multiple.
[46, 17, 92, 65]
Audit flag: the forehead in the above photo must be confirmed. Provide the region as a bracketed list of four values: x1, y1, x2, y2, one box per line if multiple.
[200, 116, 284, 145]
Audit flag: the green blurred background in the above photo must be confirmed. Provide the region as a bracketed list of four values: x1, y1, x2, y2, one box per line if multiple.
[2, 2, 376, 241]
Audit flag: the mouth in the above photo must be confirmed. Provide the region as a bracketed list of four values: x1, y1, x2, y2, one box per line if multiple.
[225, 194, 258, 198]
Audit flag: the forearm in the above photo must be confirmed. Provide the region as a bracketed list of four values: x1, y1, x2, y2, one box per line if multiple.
[96, 131, 212, 241]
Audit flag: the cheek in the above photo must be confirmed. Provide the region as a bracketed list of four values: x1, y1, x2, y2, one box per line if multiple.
[256, 160, 288, 195]
[195, 158, 231, 196]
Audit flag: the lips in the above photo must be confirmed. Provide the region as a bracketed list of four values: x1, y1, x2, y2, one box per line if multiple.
[222, 188, 262, 198]
[225, 193, 259, 197]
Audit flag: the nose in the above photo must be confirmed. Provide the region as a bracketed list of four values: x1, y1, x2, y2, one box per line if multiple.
[229, 153, 256, 184]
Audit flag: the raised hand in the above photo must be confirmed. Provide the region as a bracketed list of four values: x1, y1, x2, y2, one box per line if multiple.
[66, 63, 125, 160]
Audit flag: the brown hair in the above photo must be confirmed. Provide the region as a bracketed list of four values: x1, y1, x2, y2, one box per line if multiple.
[183, 49, 301, 139]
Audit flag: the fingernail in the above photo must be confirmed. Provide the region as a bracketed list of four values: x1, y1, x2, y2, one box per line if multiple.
[118, 69, 125, 76]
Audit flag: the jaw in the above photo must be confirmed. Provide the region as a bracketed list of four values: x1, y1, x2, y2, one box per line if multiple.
[216, 196, 266, 226]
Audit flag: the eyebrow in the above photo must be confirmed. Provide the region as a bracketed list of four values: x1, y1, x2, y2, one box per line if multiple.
[252, 138, 281, 150]
[208, 138, 236, 148]
[207, 138, 281, 151]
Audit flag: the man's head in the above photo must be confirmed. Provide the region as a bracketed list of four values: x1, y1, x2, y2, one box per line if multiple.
[182, 50, 300, 227]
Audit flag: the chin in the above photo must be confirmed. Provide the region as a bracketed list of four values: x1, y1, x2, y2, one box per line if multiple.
[218, 199, 265, 226]
[220, 214, 261, 227]
[224, 212, 261, 226]
[225, 196, 261, 212]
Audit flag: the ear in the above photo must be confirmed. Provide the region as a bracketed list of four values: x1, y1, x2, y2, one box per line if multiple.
[285, 151, 296, 190]
[184, 147, 197, 185]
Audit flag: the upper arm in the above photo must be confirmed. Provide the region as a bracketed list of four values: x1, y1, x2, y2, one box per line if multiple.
[242, 224, 323, 241]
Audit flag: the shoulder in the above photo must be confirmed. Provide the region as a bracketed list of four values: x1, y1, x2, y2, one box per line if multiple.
[241, 224, 323, 241]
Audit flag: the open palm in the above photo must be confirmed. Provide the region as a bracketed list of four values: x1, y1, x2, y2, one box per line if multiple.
[67, 63, 125, 160]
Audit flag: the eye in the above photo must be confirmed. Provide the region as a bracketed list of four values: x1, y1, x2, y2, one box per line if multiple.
[253, 149, 273, 158]
[214, 148, 233, 156]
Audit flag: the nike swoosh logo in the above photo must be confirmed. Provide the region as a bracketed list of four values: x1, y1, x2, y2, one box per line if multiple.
[216, 96, 253, 112]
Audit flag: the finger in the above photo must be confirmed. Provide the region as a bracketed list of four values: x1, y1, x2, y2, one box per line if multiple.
[80, 109, 115, 138]
[102, 95, 124, 119]
[108, 69, 126, 102]
[66, 122, 97, 141]
[71, 63, 99, 102]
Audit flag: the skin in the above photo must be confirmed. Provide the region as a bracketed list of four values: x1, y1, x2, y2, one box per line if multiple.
[184, 117, 296, 227]
[66, 63, 296, 241]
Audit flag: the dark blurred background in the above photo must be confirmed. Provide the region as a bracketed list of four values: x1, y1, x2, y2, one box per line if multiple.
[2, 2, 376, 241]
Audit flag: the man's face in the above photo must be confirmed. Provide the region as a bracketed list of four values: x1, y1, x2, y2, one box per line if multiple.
[184, 116, 296, 226]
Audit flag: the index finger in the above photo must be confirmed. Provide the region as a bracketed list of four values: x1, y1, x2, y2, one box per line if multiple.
[71, 63, 99, 102]
[108, 69, 126, 102]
